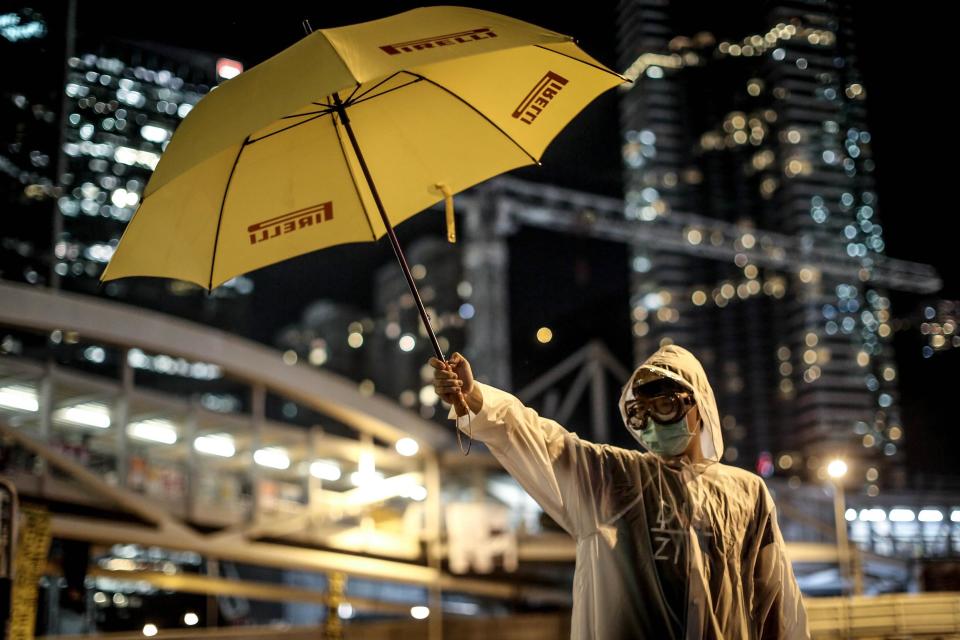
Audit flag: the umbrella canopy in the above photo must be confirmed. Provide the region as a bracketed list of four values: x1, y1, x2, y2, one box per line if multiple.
[101, 6, 628, 366]
[101, 6, 626, 288]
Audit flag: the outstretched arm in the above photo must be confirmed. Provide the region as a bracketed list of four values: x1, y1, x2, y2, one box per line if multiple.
[430, 354, 601, 537]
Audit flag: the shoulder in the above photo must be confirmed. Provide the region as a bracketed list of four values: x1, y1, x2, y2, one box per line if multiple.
[567, 440, 648, 479]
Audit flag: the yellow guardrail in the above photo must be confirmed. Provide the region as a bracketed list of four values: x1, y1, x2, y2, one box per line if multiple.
[33, 593, 960, 640]
[806, 592, 960, 638]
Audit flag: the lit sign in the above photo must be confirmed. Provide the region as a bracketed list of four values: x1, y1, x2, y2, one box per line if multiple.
[216, 58, 243, 80]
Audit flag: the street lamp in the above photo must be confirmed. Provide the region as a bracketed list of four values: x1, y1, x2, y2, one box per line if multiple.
[827, 459, 848, 479]
[826, 458, 851, 595]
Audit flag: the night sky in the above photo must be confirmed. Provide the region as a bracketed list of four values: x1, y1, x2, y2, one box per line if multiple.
[72, 2, 959, 476]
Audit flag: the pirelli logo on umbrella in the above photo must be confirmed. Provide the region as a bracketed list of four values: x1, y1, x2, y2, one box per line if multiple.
[248, 202, 333, 245]
[513, 71, 569, 124]
[380, 27, 497, 55]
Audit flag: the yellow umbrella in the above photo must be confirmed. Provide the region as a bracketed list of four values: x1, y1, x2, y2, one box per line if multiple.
[101, 6, 628, 362]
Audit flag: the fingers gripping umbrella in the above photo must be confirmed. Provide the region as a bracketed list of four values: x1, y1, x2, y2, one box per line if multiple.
[100, 6, 628, 364]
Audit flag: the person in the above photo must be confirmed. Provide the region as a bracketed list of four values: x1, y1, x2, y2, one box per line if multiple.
[429, 344, 810, 640]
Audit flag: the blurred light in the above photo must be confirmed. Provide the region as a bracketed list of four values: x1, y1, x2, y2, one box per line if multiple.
[919, 509, 943, 523]
[128, 419, 178, 444]
[889, 508, 915, 522]
[142, 624, 158, 637]
[756, 451, 774, 478]
[952, 510, 960, 523]
[194, 433, 235, 457]
[358, 379, 375, 396]
[216, 58, 243, 80]
[458, 303, 475, 320]
[254, 447, 290, 470]
[283, 350, 298, 365]
[93, 592, 108, 605]
[407, 485, 428, 501]
[691, 291, 707, 306]
[457, 281, 473, 298]
[104, 558, 137, 571]
[0, 385, 38, 412]
[399, 335, 416, 352]
[183, 613, 199, 626]
[309, 346, 327, 366]
[350, 452, 383, 487]
[396, 437, 420, 457]
[537, 327, 553, 343]
[859, 509, 886, 522]
[348, 332, 363, 348]
[55, 402, 111, 429]
[844, 508, 856, 522]
[633, 256, 652, 273]
[310, 460, 341, 481]
[385, 322, 401, 339]
[140, 125, 169, 143]
[827, 459, 847, 478]
[419, 384, 438, 406]
[411, 606, 430, 620]
[337, 603, 354, 619]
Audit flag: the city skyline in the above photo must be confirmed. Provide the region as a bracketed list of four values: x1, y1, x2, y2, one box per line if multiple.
[1, 1, 956, 481]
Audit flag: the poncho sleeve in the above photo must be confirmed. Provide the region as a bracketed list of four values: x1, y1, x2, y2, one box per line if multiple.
[447, 381, 618, 538]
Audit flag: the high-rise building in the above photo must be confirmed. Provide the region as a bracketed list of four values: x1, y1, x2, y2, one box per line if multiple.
[0, 4, 66, 287]
[1, 3, 253, 337]
[617, 0, 903, 490]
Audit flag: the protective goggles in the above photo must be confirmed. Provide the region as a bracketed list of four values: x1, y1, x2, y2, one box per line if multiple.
[624, 377, 696, 430]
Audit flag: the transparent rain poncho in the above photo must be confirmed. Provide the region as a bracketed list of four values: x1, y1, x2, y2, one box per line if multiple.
[449, 345, 810, 639]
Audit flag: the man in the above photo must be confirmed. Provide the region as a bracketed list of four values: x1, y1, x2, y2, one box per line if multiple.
[429, 344, 810, 639]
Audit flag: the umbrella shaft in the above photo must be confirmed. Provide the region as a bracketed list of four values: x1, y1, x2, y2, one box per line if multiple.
[333, 97, 445, 362]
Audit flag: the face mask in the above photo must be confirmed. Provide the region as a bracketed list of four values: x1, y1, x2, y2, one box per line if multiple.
[638, 416, 694, 457]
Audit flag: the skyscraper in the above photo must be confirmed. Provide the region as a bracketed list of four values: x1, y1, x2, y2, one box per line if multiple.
[1, 3, 253, 336]
[617, 0, 903, 490]
[0, 4, 65, 287]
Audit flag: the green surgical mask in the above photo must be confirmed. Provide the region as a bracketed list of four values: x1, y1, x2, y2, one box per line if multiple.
[638, 417, 694, 457]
